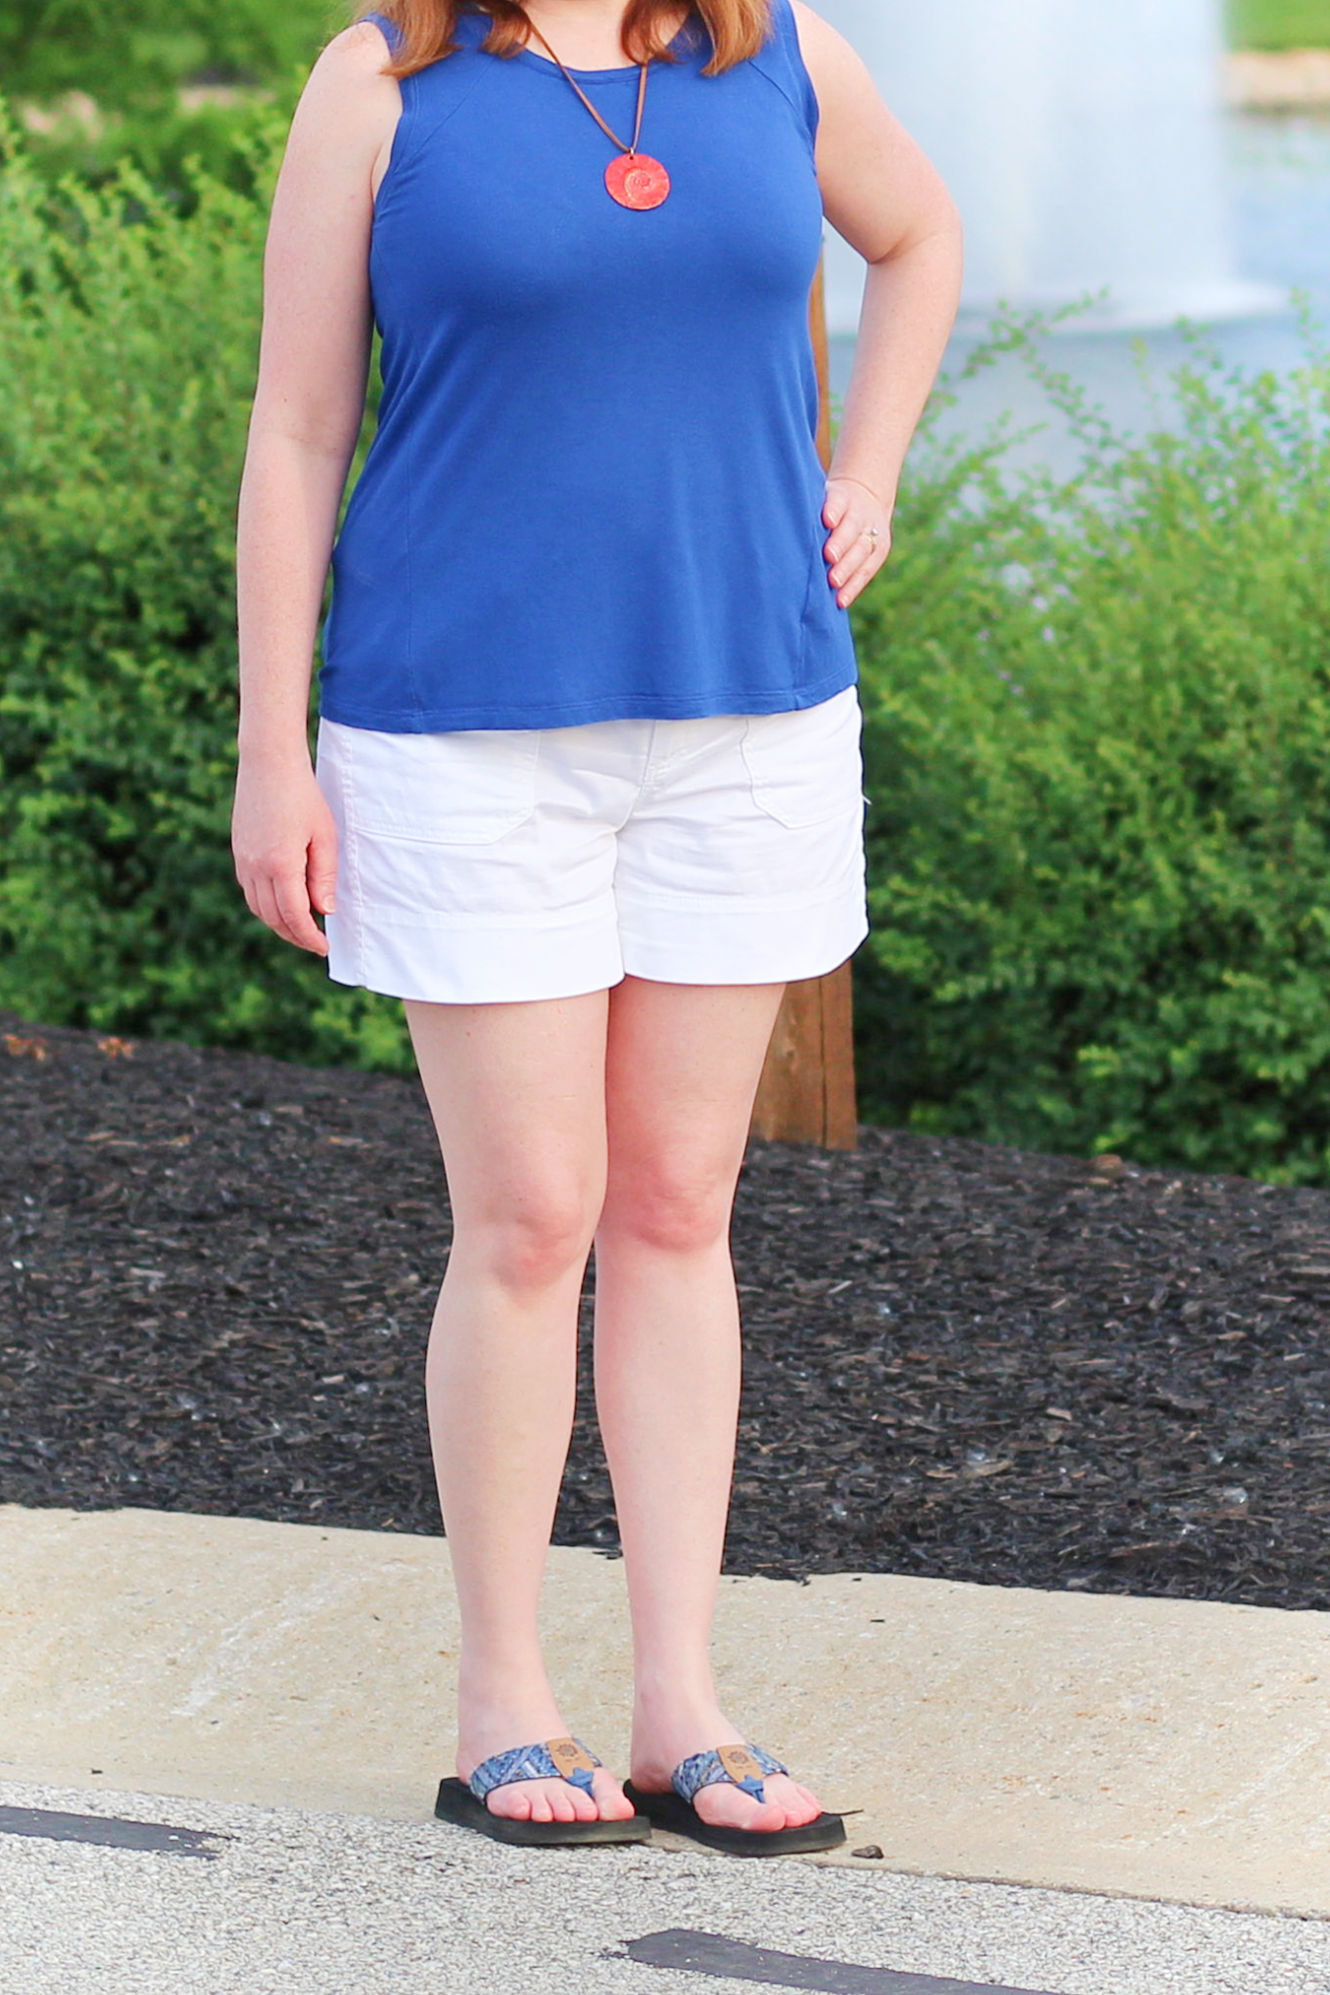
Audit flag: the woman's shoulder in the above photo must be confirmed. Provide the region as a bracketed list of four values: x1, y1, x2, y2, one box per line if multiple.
[332, 7, 488, 66]
[747, 0, 821, 144]
[786, 2, 864, 90]
[300, 15, 405, 111]
[314, 9, 485, 116]
[344, 9, 405, 60]
[274, 16, 402, 198]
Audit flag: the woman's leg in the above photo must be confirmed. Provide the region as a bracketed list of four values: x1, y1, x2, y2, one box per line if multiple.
[405, 990, 635, 1824]
[592, 974, 824, 1832]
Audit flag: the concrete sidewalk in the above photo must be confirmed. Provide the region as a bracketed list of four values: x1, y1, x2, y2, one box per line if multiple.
[2, 1504, 1327, 1921]
[3, 1772, 1326, 1995]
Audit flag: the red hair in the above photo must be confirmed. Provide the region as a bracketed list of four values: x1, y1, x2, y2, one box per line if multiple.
[352, 1, 773, 78]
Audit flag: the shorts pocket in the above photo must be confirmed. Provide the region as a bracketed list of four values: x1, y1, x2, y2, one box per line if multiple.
[340, 724, 542, 846]
[739, 687, 863, 830]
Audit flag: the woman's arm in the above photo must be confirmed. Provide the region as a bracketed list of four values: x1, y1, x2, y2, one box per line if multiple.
[232, 20, 399, 955]
[793, 3, 965, 608]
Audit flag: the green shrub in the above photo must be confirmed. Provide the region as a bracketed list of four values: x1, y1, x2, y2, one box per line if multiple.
[3, 0, 342, 200]
[1229, 1, 1330, 50]
[0, 0, 342, 106]
[853, 311, 1330, 1184]
[0, 99, 412, 1073]
[14, 82, 304, 208]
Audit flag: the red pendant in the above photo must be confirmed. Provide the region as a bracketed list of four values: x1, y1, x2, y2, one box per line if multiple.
[605, 152, 671, 211]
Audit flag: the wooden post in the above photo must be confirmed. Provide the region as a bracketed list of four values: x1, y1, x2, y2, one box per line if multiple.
[748, 260, 860, 1152]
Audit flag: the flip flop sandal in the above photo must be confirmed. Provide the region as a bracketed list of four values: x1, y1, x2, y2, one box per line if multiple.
[623, 1742, 847, 1858]
[435, 1735, 651, 1848]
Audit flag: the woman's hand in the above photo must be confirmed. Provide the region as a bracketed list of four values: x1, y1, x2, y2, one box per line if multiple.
[231, 751, 338, 957]
[822, 475, 893, 609]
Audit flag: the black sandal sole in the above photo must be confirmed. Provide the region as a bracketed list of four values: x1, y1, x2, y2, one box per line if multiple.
[621, 1780, 847, 1857]
[434, 1777, 652, 1847]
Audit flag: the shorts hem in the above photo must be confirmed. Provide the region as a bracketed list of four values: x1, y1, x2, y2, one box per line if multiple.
[325, 903, 626, 1005]
[325, 963, 626, 1006]
[324, 899, 870, 1005]
[619, 911, 870, 988]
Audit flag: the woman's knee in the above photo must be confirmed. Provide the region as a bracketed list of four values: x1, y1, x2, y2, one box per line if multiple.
[598, 1154, 736, 1255]
[454, 1185, 602, 1292]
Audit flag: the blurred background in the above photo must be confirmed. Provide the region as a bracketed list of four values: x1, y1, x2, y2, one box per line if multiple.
[2, 2, 1330, 1185]
[820, 0, 1330, 469]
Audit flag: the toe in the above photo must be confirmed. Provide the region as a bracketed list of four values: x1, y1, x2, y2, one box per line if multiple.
[486, 1783, 532, 1821]
[483, 1773, 629, 1825]
[692, 1782, 786, 1834]
[691, 1772, 824, 1834]
[767, 1774, 823, 1826]
[591, 1770, 637, 1821]
[547, 1784, 579, 1822]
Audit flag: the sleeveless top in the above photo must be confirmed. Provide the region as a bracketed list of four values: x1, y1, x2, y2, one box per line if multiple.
[317, 0, 859, 733]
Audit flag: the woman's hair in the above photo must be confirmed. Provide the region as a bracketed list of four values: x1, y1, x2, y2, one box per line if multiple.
[354, 1, 774, 79]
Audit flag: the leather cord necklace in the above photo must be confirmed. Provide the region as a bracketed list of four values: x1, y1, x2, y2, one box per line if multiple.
[522, 14, 672, 210]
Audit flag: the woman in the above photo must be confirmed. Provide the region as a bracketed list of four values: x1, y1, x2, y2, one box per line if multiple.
[232, 0, 961, 1854]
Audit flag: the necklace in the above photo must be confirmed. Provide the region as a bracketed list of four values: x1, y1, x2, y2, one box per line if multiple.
[521, 15, 672, 211]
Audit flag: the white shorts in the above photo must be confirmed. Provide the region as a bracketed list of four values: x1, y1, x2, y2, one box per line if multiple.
[314, 685, 870, 1005]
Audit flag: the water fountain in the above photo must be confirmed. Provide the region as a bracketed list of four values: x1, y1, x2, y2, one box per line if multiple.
[814, 0, 1282, 337]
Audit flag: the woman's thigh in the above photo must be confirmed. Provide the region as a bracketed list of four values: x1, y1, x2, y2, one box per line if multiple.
[597, 976, 787, 1247]
[405, 990, 612, 1275]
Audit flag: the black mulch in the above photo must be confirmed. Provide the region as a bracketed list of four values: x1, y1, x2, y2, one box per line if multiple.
[2, 1010, 1328, 1611]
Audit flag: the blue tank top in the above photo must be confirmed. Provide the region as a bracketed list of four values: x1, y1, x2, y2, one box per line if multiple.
[318, 0, 858, 732]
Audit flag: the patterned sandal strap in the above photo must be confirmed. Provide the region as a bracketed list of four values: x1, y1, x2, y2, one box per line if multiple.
[467, 1735, 603, 1801]
[671, 1742, 788, 1805]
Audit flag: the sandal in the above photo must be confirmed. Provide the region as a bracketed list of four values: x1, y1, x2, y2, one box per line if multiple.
[435, 1735, 651, 1847]
[623, 1742, 846, 1857]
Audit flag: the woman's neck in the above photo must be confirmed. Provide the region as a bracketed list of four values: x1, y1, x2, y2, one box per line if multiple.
[517, 0, 690, 69]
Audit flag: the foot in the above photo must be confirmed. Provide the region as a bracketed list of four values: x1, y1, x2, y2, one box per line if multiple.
[630, 1693, 824, 1835]
[457, 1688, 637, 1826]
